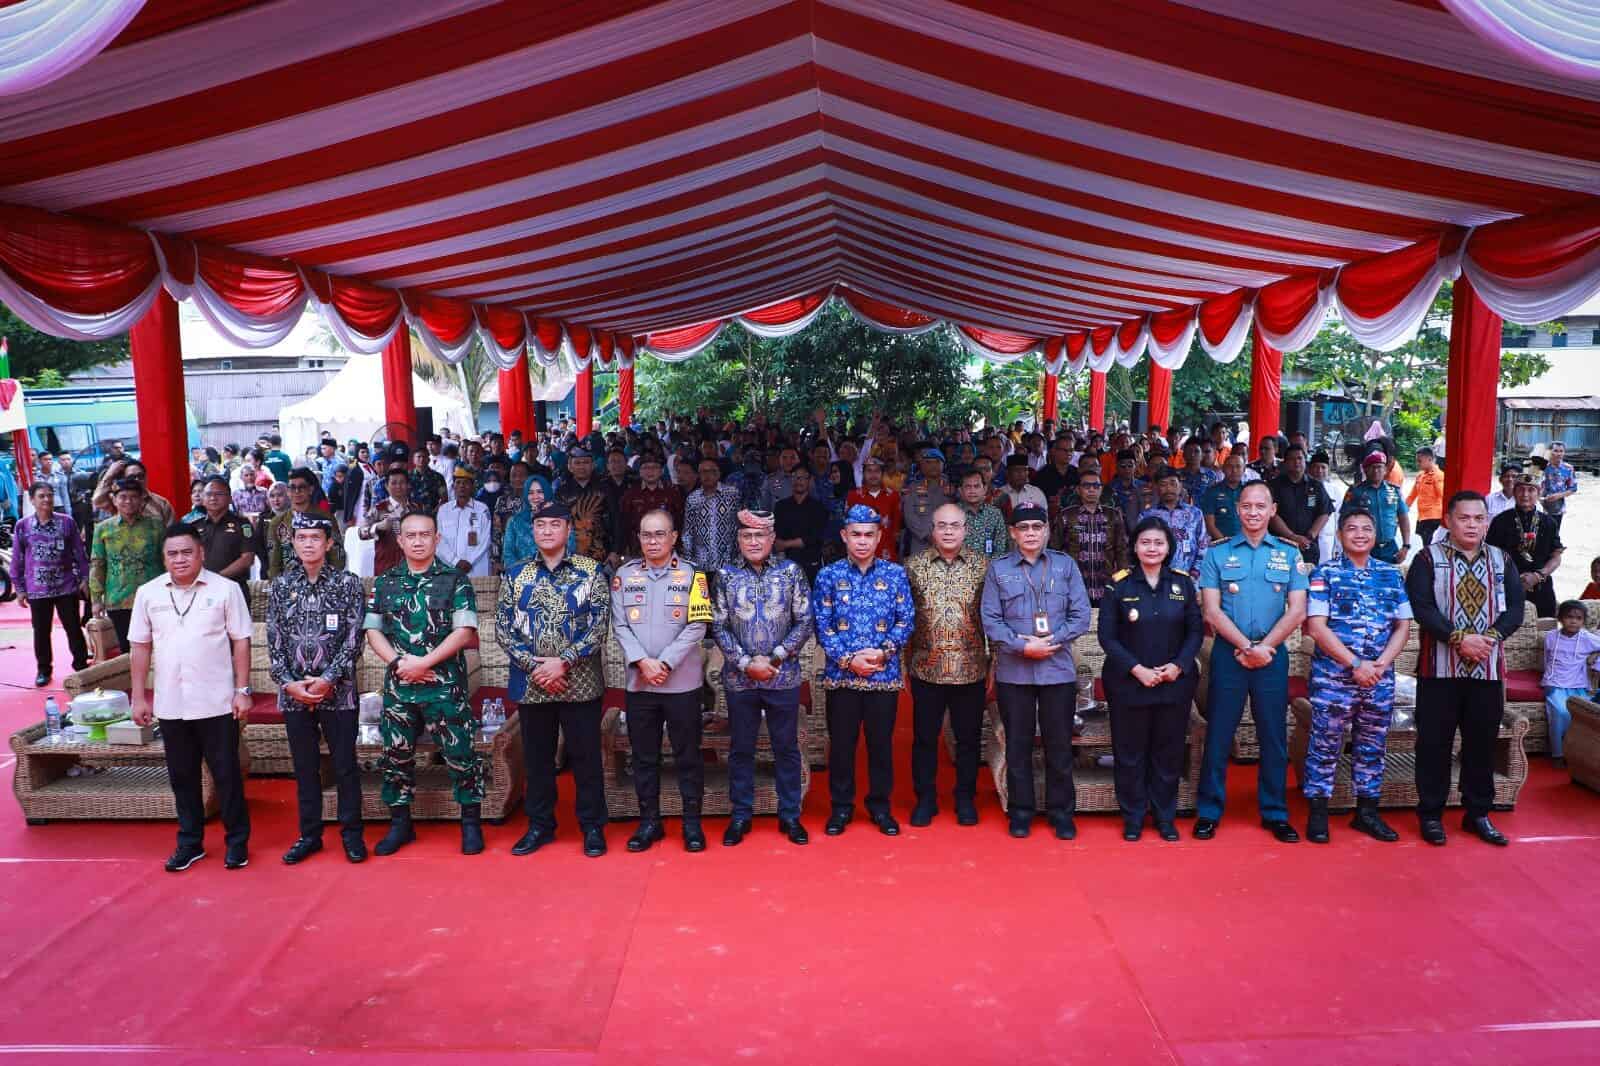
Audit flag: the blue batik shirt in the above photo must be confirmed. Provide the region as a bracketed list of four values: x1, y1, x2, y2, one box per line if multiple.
[713, 555, 815, 692]
[1138, 503, 1211, 576]
[495, 551, 610, 704]
[813, 557, 915, 690]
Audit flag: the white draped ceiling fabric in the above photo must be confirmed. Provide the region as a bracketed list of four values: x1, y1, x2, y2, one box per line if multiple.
[2, 0, 1600, 378]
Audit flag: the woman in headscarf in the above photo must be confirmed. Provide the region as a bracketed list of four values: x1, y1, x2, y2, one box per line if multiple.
[500, 474, 576, 573]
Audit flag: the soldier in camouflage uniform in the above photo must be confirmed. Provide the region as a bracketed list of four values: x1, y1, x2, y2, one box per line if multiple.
[1302, 508, 1412, 845]
[363, 510, 486, 856]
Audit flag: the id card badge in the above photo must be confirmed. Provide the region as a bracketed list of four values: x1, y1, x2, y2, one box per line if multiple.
[1033, 611, 1051, 637]
[985, 538, 994, 555]
[467, 530, 479, 547]
[325, 613, 339, 632]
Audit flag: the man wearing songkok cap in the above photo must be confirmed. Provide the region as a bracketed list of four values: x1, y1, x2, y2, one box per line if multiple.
[497, 500, 614, 858]
[437, 467, 493, 578]
[1341, 449, 1410, 564]
[269, 512, 369, 865]
[980, 504, 1091, 840]
[814, 504, 915, 837]
[713, 507, 815, 846]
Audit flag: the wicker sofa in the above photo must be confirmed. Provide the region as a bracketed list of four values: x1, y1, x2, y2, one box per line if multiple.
[1566, 697, 1600, 793]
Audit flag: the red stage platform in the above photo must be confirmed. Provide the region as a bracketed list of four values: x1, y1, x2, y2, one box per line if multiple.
[1, 601, 1597, 1065]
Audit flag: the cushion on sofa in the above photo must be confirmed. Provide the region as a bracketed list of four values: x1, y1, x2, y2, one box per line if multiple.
[1503, 669, 1543, 704]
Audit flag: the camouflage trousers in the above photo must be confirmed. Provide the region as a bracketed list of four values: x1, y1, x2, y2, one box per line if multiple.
[1303, 664, 1394, 800]
[380, 697, 485, 807]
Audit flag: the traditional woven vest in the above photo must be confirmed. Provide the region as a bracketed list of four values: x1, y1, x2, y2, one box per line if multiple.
[1420, 541, 1508, 681]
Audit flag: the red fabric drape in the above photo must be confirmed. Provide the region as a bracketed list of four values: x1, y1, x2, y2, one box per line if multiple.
[618, 366, 635, 429]
[128, 290, 188, 509]
[407, 291, 476, 346]
[1089, 370, 1106, 432]
[0, 203, 158, 313]
[575, 366, 594, 437]
[958, 325, 1039, 355]
[1444, 276, 1502, 497]
[11, 429, 34, 495]
[1248, 327, 1283, 458]
[838, 289, 938, 330]
[380, 328, 416, 448]
[1255, 274, 1326, 339]
[742, 290, 829, 326]
[1147, 363, 1172, 432]
[497, 356, 534, 440]
[1041, 372, 1058, 424]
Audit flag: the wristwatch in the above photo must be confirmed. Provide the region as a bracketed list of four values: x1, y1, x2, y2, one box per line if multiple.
[234, 685, 253, 696]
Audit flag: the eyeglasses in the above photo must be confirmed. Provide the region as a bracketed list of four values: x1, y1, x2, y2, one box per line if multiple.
[638, 530, 674, 540]
[933, 521, 966, 531]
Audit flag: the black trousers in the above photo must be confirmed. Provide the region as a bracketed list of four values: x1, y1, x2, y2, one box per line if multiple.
[29, 594, 89, 673]
[626, 689, 704, 820]
[1108, 699, 1188, 827]
[1415, 677, 1502, 821]
[909, 678, 985, 806]
[521, 699, 606, 833]
[1416, 519, 1440, 547]
[160, 714, 249, 850]
[996, 681, 1076, 819]
[1526, 577, 1557, 619]
[825, 687, 898, 816]
[108, 608, 132, 655]
[283, 704, 362, 841]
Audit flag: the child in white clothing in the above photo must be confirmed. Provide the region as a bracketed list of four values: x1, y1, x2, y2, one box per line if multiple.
[1541, 600, 1600, 766]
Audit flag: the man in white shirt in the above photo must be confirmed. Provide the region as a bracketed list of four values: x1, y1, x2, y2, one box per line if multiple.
[1485, 462, 1519, 522]
[999, 454, 1048, 515]
[437, 469, 492, 577]
[129, 522, 254, 873]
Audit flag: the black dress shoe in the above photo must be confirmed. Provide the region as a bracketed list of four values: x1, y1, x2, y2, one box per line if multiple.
[722, 819, 752, 847]
[34, 672, 50, 687]
[1051, 816, 1077, 841]
[779, 818, 809, 845]
[1462, 815, 1509, 846]
[281, 837, 323, 865]
[511, 826, 555, 856]
[164, 846, 206, 872]
[1262, 819, 1300, 843]
[343, 838, 368, 863]
[224, 844, 249, 869]
[1123, 823, 1142, 842]
[1419, 819, 1448, 846]
[825, 811, 851, 836]
[955, 799, 979, 826]
[1192, 817, 1218, 840]
[582, 827, 607, 857]
[871, 813, 900, 837]
[1008, 814, 1032, 838]
[1156, 822, 1180, 842]
[627, 820, 665, 853]
[909, 803, 936, 828]
[682, 822, 707, 852]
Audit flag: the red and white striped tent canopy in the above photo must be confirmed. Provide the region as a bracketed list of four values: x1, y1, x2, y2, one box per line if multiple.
[2, 0, 1599, 374]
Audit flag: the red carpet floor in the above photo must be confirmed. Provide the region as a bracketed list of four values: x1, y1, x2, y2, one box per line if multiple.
[1, 601, 1598, 1064]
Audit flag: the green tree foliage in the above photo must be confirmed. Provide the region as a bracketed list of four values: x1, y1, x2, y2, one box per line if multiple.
[632, 304, 971, 426]
[1, 306, 129, 384]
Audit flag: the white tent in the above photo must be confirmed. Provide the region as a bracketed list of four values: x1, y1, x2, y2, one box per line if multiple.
[278, 351, 474, 458]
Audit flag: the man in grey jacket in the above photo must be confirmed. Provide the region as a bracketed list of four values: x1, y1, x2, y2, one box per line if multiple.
[611, 508, 712, 853]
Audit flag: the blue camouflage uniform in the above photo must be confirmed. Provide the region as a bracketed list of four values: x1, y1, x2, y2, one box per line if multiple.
[1341, 481, 1406, 562]
[1195, 532, 1308, 824]
[1302, 556, 1412, 799]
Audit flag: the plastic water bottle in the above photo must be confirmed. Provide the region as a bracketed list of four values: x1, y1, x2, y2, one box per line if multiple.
[44, 697, 63, 742]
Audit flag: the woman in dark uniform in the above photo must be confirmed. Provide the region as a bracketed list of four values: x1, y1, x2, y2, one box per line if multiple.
[1098, 516, 1204, 841]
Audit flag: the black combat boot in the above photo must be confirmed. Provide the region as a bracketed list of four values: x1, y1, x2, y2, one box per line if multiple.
[1306, 797, 1330, 844]
[374, 805, 416, 856]
[1350, 796, 1399, 842]
[460, 803, 485, 855]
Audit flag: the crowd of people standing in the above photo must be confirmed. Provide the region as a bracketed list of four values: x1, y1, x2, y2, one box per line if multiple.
[4, 409, 1587, 870]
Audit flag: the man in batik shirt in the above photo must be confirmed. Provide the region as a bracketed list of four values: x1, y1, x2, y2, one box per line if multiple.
[268, 514, 367, 865]
[905, 502, 989, 827]
[1054, 469, 1127, 605]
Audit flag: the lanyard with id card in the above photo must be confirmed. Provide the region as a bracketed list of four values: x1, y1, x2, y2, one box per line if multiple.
[1027, 556, 1055, 637]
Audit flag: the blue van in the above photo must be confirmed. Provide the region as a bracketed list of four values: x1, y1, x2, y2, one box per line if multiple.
[23, 386, 202, 467]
